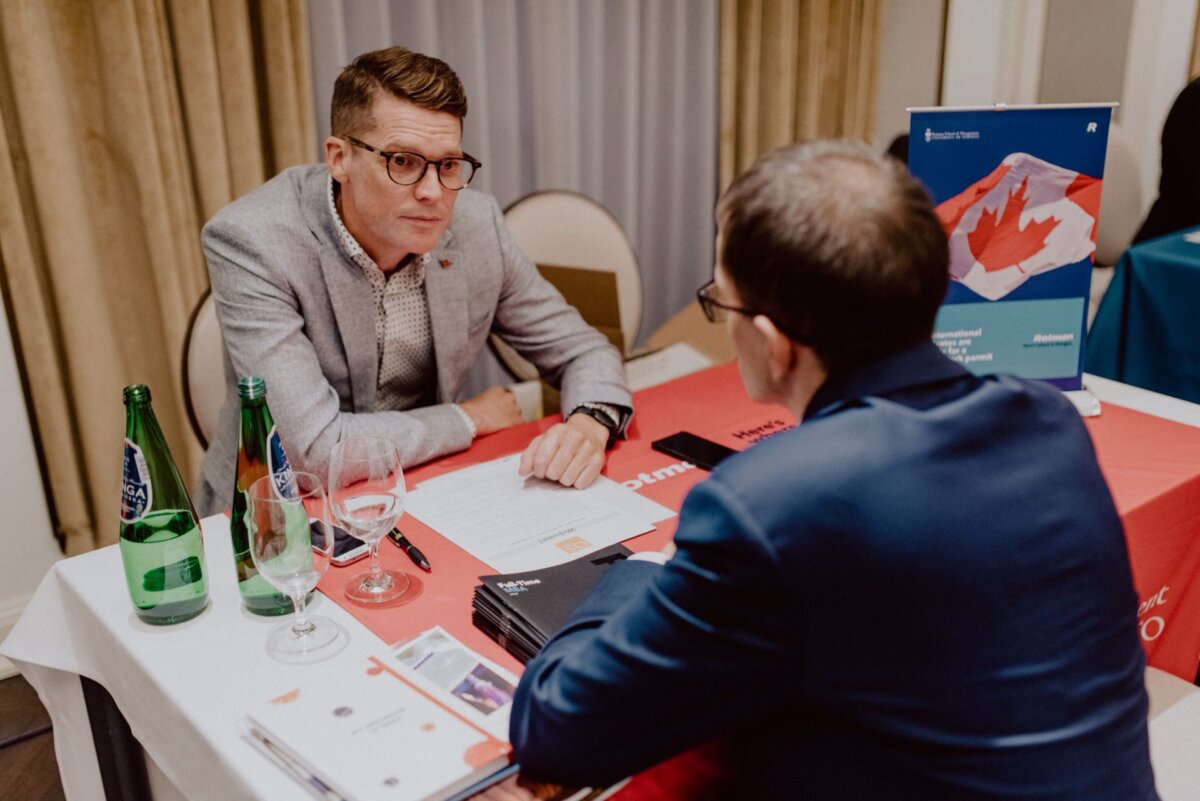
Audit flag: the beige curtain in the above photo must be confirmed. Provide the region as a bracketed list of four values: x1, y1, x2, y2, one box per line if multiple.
[1191, 7, 1199, 79]
[0, 0, 315, 554]
[719, 0, 884, 190]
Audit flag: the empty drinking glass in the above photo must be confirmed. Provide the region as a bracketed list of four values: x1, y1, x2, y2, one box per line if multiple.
[247, 471, 347, 662]
[328, 436, 413, 605]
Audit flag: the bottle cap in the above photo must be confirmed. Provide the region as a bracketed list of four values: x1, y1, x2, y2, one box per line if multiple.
[237, 376, 267, 401]
[123, 384, 151, 404]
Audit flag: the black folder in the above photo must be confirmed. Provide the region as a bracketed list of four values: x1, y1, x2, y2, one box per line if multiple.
[472, 545, 632, 664]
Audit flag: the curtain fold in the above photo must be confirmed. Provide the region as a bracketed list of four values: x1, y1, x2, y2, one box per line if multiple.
[719, 0, 883, 190]
[0, 0, 314, 553]
[1191, 6, 1199, 79]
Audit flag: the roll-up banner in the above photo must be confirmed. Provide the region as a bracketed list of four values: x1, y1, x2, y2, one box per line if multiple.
[908, 104, 1115, 395]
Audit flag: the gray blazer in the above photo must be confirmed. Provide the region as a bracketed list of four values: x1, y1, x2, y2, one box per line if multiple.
[196, 165, 631, 515]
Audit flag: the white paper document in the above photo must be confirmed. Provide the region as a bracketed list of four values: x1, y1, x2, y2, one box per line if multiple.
[405, 454, 674, 573]
[624, 342, 713, 391]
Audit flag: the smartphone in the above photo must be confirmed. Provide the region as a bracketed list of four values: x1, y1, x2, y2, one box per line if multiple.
[321, 521, 369, 567]
[651, 431, 737, 471]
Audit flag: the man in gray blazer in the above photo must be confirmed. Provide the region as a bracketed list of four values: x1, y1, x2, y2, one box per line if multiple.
[196, 46, 631, 515]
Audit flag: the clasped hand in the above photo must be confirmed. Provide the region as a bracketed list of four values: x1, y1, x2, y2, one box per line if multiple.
[519, 412, 608, 489]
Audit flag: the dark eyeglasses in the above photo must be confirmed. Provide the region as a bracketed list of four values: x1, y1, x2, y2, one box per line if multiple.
[696, 280, 762, 324]
[341, 136, 482, 190]
[696, 279, 806, 342]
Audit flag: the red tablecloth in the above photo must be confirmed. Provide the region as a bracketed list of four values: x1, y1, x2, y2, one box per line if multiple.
[317, 363, 1200, 797]
[1083, 403, 1200, 681]
[315, 363, 792, 676]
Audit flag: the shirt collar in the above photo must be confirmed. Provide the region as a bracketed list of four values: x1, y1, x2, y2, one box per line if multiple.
[326, 176, 429, 280]
[803, 340, 970, 422]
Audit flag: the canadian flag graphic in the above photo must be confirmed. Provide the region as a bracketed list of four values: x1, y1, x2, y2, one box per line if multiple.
[936, 152, 1102, 300]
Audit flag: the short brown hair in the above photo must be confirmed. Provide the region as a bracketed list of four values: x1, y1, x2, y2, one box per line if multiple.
[331, 46, 468, 137]
[716, 139, 949, 371]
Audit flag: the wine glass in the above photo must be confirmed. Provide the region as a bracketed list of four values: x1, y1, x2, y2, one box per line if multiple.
[247, 471, 347, 663]
[328, 436, 412, 604]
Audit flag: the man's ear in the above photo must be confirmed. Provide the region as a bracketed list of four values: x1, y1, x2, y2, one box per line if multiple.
[752, 315, 798, 384]
[325, 136, 349, 183]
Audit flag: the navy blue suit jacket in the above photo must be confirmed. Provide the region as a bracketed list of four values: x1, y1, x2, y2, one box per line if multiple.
[511, 342, 1157, 800]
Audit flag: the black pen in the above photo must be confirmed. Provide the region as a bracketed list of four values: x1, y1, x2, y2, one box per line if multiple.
[388, 527, 431, 572]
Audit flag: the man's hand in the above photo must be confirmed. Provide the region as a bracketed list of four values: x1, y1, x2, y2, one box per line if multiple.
[518, 412, 608, 488]
[459, 386, 524, 436]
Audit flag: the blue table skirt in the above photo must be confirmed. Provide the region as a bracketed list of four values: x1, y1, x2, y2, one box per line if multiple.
[1086, 227, 1200, 403]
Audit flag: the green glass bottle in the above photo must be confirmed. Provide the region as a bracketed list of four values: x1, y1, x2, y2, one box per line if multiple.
[119, 385, 209, 625]
[229, 376, 310, 615]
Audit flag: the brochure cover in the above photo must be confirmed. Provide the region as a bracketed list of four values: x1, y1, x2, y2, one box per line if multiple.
[908, 104, 1114, 390]
[473, 545, 632, 663]
[247, 658, 510, 801]
[391, 627, 517, 741]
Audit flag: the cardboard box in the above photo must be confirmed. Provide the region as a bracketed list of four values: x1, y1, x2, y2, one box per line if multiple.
[645, 301, 734, 365]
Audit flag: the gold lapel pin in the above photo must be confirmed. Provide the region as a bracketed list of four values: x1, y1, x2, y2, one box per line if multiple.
[439, 259, 452, 269]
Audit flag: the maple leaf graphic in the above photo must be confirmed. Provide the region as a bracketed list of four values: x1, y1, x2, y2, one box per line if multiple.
[967, 177, 1061, 273]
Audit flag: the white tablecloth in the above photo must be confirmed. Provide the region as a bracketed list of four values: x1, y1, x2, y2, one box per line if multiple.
[1, 513, 390, 800]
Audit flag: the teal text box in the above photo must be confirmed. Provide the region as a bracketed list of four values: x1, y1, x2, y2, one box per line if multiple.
[933, 298, 1084, 380]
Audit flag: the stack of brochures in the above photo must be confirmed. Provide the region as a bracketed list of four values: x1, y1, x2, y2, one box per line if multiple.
[472, 545, 632, 663]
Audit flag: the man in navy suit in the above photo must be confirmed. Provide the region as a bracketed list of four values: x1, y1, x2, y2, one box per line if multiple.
[510, 140, 1158, 799]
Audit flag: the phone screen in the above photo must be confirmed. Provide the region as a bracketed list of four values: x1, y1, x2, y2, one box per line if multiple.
[651, 431, 737, 471]
[331, 525, 362, 558]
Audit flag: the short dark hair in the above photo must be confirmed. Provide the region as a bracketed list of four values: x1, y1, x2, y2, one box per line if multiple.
[331, 46, 468, 137]
[716, 139, 949, 370]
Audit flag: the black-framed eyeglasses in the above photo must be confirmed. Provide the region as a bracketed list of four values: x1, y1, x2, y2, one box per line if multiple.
[341, 136, 482, 190]
[696, 280, 761, 324]
[696, 279, 807, 342]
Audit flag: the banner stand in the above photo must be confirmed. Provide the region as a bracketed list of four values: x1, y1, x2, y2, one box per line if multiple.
[907, 102, 1117, 417]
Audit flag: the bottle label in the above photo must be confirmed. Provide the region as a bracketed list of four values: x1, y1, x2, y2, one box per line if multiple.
[121, 438, 153, 523]
[267, 426, 298, 500]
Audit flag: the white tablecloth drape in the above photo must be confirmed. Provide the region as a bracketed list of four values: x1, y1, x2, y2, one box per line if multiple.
[1, 513, 388, 801]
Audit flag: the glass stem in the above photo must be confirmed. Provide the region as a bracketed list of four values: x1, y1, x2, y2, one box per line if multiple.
[291, 593, 314, 637]
[367, 540, 383, 582]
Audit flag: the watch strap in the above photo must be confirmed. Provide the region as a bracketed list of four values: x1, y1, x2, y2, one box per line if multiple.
[569, 405, 620, 449]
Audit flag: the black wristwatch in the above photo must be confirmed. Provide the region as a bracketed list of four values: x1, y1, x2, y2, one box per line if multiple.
[569, 405, 620, 450]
